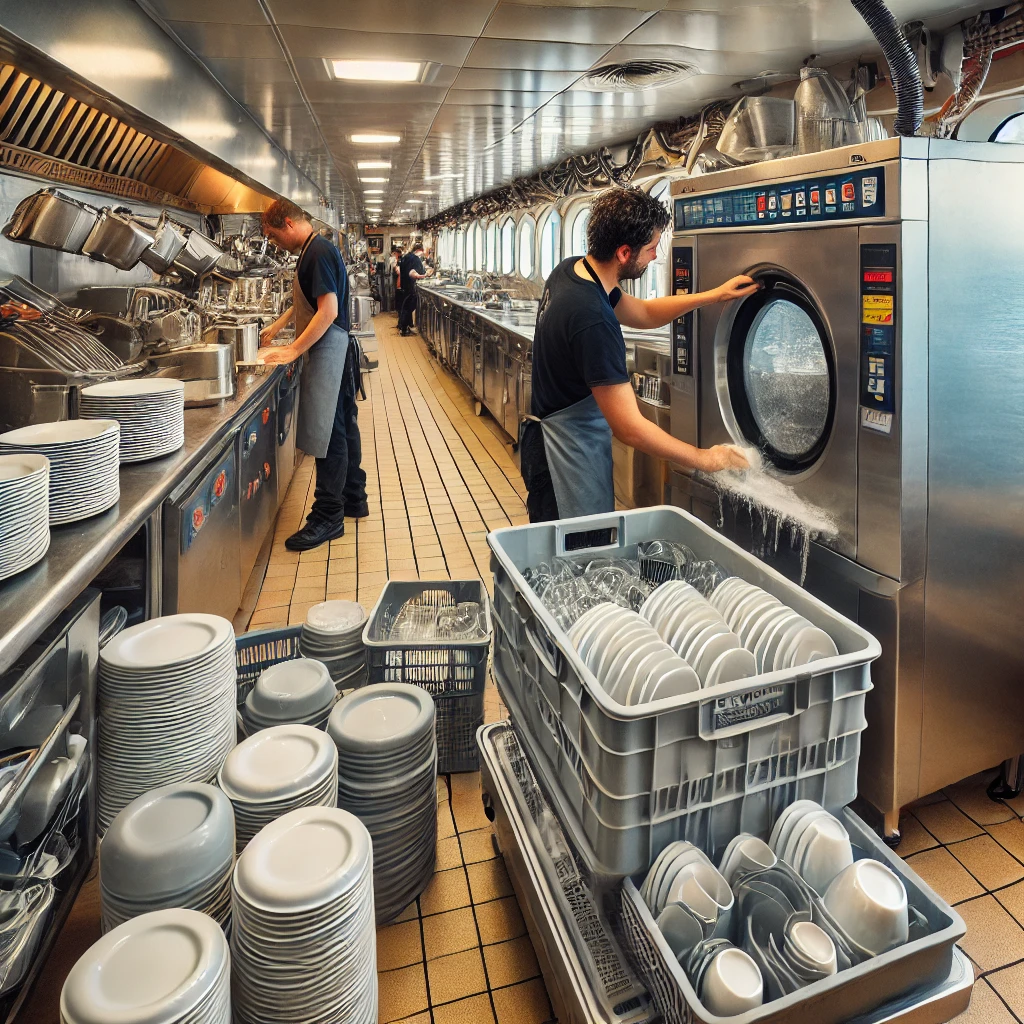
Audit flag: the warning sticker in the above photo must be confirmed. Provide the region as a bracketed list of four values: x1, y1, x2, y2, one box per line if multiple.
[862, 295, 894, 324]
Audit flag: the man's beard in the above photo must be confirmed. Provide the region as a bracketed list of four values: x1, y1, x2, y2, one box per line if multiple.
[617, 252, 646, 282]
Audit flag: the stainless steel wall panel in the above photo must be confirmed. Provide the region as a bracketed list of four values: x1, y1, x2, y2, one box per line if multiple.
[280, 26, 476, 65]
[465, 38, 609, 72]
[267, 0, 494, 36]
[164, 21, 283, 60]
[483, 4, 651, 44]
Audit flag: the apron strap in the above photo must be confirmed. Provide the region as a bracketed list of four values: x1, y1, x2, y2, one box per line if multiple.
[580, 257, 614, 309]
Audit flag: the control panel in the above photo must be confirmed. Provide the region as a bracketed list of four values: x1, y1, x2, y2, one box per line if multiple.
[674, 167, 885, 230]
[859, 243, 897, 434]
[670, 245, 694, 376]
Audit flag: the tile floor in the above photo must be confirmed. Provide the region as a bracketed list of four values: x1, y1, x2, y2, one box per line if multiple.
[19, 315, 1024, 1022]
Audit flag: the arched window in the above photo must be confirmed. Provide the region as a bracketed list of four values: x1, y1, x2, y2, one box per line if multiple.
[456, 227, 467, 270]
[569, 205, 591, 256]
[518, 215, 536, 278]
[500, 218, 515, 275]
[634, 179, 671, 301]
[993, 112, 1024, 143]
[485, 220, 498, 272]
[539, 208, 562, 280]
[473, 221, 485, 271]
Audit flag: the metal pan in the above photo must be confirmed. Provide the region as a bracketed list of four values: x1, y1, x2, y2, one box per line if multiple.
[1, 189, 99, 253]
[173, 227, 224, 277]
[137, 213, 187, 273]
[82, 208, 155, 271]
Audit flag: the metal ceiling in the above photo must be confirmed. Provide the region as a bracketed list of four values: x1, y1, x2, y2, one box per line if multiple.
[140, 0, 984, 224]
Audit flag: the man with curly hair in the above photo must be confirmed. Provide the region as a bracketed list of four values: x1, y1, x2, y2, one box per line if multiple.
[521, 186, 758, 522]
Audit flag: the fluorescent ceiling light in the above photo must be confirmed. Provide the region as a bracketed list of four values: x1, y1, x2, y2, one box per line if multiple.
[350, 133, 401, 144]
[330, 60, 422, 83]
[363, 189, 385, 194]
[357, 160, 391, 170]
[174, 120, 236, 140]
[51, 44, 171, 81]
[360, 177, 388, 183]
[406, 200, 424, 204]
[425, 173, 461, 180]
[416, 190, 434, 195]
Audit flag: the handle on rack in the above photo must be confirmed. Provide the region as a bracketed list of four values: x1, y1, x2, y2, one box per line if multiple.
[554, 514, 627, 558]
[515, 592, 564, 681]
[697, 676, 810, 740]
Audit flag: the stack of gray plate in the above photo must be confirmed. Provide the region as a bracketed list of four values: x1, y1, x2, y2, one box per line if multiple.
[299, 601, 367, 688]
[328, 684, 437, 923]
[240, 658, 336, 735]
[80, 379, 184, 463]
[100, 783, 234, 935]
[0, 453, 49, 582]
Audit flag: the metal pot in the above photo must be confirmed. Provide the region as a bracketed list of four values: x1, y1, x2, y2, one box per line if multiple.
[716, 96, 796, 163]
[203, 321, 259, 363]
[82, 209, 156, 271]
[149, 343, 235, 406]
[137, 213, 187, 273]
[1, 189, 99, 253]
[174, 228, 224, 277]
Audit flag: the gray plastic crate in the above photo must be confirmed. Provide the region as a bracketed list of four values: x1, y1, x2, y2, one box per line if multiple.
[487, 506, 880, 877]
[616, 807, 965, 1024]
[363, 580, 491, 773]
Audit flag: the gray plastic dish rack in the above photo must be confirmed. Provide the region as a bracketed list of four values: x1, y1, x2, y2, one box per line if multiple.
[487, 506, 880, 878]
[363, 580, 491, 773]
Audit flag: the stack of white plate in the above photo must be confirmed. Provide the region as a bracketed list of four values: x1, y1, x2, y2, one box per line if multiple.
[0, 453, 49, 582]
[231, 806, 377, 1024]
[0, 420, 119, 525]
[240, 658, 336, 735]
[328, 684, 437, 923]
[80, 379, 185, 463]
[61, 908, 230, 1024]
[100, 783, 235, 935]
[97, 614, 237, 833]
[298, 601, 367, 687]
[710, 578, 839, 672]
[218, 724, 338, 852]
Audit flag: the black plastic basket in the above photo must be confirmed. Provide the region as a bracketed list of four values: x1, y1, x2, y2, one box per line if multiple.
[364, 580, 491, 773]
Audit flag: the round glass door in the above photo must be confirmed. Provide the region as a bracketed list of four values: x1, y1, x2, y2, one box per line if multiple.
[727, 279, 835, 470]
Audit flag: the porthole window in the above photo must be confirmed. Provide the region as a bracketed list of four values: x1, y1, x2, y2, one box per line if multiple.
[539, 209, 562, 280]
[570, 206, 591, 255]
[500, 217, 515, 274]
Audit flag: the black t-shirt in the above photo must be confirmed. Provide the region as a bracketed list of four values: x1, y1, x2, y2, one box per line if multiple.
[531, 257, 626, 419]
[399, 252, 424, 293]
[297, 235, 350, 330]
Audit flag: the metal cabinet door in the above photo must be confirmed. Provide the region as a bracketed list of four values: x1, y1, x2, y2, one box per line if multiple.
[238, 391, 278, 583]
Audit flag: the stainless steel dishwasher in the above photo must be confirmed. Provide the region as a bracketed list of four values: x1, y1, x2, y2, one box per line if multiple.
[276, 360, 302, 503]
[162, 434, 241, 620]
[238, 389, 278, 583]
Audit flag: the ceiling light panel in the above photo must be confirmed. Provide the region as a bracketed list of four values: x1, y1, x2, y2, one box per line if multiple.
[356, 160, 391, 169]
[329, 59, 424, 82]
[350, 133, 401, 144]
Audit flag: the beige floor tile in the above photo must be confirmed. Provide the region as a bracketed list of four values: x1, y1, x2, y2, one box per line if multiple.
[377, 919, 424, 972]
[944, 772, 1015, 826]
[248, 608, 288, 628]
[393, 899, 420, 924]
[491, 979, 553, 1024]
[436, 836, 463, 872]
[254, 591, 290, 611]
[949, 835, 1024, 890]
[987, 962, 1024, 1019]
[468, 859, 515, 905]
[422, 906, 479, 960]
[956, 895, 1024, 972]
[1001, 789, 1024, 818]
[913, 800, 985, 845]
[896, 813, 940, 857]
[904, 848, 984, 905]
[994, 879, 1024, 927]
[291, 585, 327, 604]
[378, 963, 429, 1023]
[482, 936, 541, 989]
[393, 1014, 431, 1024]
[437, 802, 457, 840]
[986, 818, 1024, 864]
[461, 828, 498, 864]
[951, 979, 1017, 1024]
[426, 947, 488, 1005]
[475, 896, 527, 946]
[420, 867, 472, 916]
[432, 993, 496, 1024]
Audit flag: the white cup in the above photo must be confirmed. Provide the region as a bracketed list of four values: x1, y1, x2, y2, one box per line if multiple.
[823, 859, 909, 955]
[719, 834, 776, 887]
[797, 816, 853, 895]
[786, 920, 838, 976]
[701, 947, 764, 1016]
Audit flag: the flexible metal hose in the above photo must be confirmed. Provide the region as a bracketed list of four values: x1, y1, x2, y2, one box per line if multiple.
[849, 0, 924, 136]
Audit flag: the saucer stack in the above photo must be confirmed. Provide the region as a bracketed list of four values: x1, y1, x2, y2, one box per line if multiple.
[218, 724, 338, 852]
[0, 420, 120, 524]
[100, 783, 235, 935]
[97, 614, 237, 832]
[231, 806, 377, 1024]
[299, 601, 367, 688]
[0, 453, 49, 582]
[328, 684, 437, 923]
[240, 659, 336, 735]
[80, 379, 185, 463]
[61, 909, 231, 1024]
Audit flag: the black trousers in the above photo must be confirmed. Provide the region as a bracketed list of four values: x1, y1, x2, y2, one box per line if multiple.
[397, 288, 418, 332]
[310, 343, 368, 523]
[519, 420, 559, 523]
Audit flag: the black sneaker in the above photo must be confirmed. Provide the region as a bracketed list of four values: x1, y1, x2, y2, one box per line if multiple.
[284, 518, 345, 551]
[344, 502, 370, 519]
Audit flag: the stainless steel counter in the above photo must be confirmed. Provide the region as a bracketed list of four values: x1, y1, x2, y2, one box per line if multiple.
[0, 366, 284, 676]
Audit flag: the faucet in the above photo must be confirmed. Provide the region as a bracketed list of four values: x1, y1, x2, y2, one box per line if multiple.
[465, 273, 484, 299]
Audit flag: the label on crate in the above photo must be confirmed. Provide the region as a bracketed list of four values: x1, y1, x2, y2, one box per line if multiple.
[711, 684, 788, 729]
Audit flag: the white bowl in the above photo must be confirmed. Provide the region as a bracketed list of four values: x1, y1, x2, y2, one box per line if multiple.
[701, 947, 764, 1016]
[823, 859, 909, 955]
[249, 659, 334, 720]
[797, 815, 854, 895]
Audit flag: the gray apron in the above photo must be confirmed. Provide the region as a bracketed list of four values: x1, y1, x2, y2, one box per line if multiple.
[293, 234, 348, 459]
[531, 256, 616, 518]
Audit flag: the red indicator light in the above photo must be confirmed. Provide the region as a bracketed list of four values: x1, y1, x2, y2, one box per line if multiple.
[756, 195, 767, 212]
[863, 271, 893, 283]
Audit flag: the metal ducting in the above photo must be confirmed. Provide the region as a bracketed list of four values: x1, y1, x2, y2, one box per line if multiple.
[0, 62, 276, 215]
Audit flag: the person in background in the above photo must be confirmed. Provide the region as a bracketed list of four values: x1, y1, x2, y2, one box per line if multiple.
[521, 186, 758, 523]
[257, 198, 368, 550]
[397, 242, 434, 336]
[388, 245, 403, 314]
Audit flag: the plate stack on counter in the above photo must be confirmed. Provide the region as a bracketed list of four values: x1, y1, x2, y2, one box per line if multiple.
[0, 420, 120, 524]
[80, 379, 185, 462]
[0, 453, 49, 582]
[61, 909, 231, 1024]
[328, 684, 437, 923]
[239, 658, 337, 735]
[97, 614, 237, 833]
[99, 783, 235, 935]
[230, 807, 377, 1024]
[217, 724, 338, 852]
[298, 600, 367, 689]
